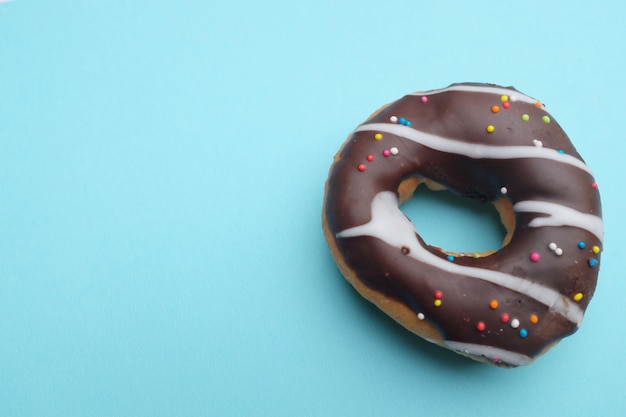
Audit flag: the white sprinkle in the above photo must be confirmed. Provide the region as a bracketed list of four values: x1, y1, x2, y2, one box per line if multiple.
[510, 95, 518, 102]
[549, 242, 557, 250]
[555, 248, 563, 256]
[390, 147, 399, 155]
[511, 318, 520, 329]
[500, 186, 508, 195]
[417, 313, 425, 320]
[533, 139, 543, 147]
[390, 116, 398, 123]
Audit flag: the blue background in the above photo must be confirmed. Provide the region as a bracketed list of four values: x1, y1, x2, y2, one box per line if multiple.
[1, 1, 625, 416]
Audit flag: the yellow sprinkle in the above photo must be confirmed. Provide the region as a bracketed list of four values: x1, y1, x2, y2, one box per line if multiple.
[472, 253, 481, 258]
[574, 292, 584, 302]
[434, 299, 442, 307]
[486, 125, 495, 133]
[374, 133, 383, 140]
[592, 245, 600, 254]
[530, 314, 539, 324]
[500, 95, 509, 102]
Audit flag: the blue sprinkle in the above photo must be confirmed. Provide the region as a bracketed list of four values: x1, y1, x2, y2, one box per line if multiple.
[519, 329, 528, 338]
[588, 258, 598, 268]
[405, 120, 412, 127]
[399, 117, 407, 125]
[446, 255, 454, 262]
[557, 149, 565, 154]
[578, 241, 586, 249]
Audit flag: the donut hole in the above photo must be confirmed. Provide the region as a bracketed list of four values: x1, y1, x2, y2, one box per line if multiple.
[399, 180, 510, 256]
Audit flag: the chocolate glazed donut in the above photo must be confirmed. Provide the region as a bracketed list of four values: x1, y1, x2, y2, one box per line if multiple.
[322, 83, 603, 367]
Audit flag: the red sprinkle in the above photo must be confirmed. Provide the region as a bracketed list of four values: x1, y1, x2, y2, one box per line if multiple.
[592, 182, 598, 189]
[357, 164, 366, 172]
[366, 154, 374, 162]
[529, 252, 540, 262]
[502, 102, 511, 109]
[476, 321, 486, 331]
[434, 290, 443, 299]
[501, 313, 510, 323]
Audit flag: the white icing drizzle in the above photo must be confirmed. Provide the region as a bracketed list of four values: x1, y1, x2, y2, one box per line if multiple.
[514, 200, 603, 242]
[410, 84, 543, 108]
[353, 123, 593, 175]
[336, 191, 584, 324]
[444, 341, 532, 367]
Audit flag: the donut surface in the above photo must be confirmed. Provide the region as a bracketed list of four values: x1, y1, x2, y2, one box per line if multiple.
[322, 83, 603, 367]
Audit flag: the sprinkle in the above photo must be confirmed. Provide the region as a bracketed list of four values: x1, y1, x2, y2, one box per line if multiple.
[500, 313, 510, 323]
[542, 115, 551, 123]
[557, 149, 565, 154]
[588, 258, 598, 268]
[434, 291, 443, 299]
[491, 105, 500, 113]
[374, 133, 383, 140]
[366, 154, 374, 162]
[500, 95, 509, 103]
[530, 314, 539, 324]
[510, 95, 517, 102]
[398, 118, 412, 127]
[519, 329, 528, 338]
[357, 164, 366, 172]
[492, 357, 501, 363]
[502, 102, 511, 109]
[535, 101, 542, 107]
[390, 147, 399, 155]
[383, 149, 391, 157]
[573, 292, 584, 302]
[486, 125, 495, 133]
[592, 182, 598, 189]
[476, 322, 486, 332]
[529, 252, 540, 262]
[500, 186, 508, 195]
[511, 318, 520, 329]
[533, 139, 543, 147]
[390, 116, 398, 123]
[434, 299, 442, 307]
[578, 241, 586, 249]
[421, 96, 428, 103]
[446, 255, 454, 262]
[472, 253, 481, 258]
[521, 114, 530, 122]
[592, 245, 600, 254]
[417, 313, 425, 320]
[489, 299, 499, 310]
[548, 242, 563, 256]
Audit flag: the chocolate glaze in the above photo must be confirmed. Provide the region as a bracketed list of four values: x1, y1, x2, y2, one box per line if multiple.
[323, 83, 602, 367]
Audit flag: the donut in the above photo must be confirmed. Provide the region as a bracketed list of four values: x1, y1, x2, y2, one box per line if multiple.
[322, 83, 603, 367]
